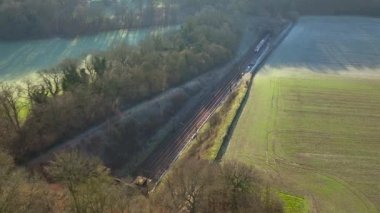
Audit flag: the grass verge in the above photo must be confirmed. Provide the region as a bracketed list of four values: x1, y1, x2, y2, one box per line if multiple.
[182, 75, 251, 161]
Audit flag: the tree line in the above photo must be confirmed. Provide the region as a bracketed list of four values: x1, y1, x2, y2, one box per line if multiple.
[2, 0, 380, 40]
[0, 0, 181, 40]
[0, 149, 283, 212]
[177, 0, 380, 18]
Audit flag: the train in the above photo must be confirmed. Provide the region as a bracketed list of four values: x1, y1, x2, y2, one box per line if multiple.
[254, 34, 271, 53]
[245, 33, 272, 72]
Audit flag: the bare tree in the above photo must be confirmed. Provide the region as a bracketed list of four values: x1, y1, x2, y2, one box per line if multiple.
[39, 69, 62, 97]
[220, 161, 264, 212]
[154, 160, 218, 213]
[0, 83, 25, 134]
[154, 160, 283, 213]
[0, 150, 53, 213]
[25, 81, 49, 105]
[85, 55, 107, 84]
[46, 150, 147, 213]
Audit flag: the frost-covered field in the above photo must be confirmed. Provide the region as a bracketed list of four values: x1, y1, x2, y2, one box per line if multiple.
[266, 16, 380, 75]
[0, 26, 177, 80]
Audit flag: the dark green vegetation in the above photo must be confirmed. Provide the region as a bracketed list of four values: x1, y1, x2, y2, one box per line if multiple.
[226, 17, 380, 212]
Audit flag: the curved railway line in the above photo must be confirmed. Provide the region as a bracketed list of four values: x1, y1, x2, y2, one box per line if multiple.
[134, 32, 275, 181]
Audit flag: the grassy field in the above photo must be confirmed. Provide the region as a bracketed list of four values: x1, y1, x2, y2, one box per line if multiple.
[0, 25, 177, 80]
[225, 17, 380, 212]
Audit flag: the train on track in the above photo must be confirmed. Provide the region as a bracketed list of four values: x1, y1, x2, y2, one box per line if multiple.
[254, 34, 271, 53]
[246, 33, 272, 72]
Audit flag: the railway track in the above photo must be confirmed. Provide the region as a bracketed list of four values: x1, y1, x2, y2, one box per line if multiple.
[134, 34, 272, 181]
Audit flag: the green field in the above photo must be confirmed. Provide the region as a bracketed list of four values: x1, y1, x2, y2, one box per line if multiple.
[0, 25, 177, 80]
[225, 17, 380, 212]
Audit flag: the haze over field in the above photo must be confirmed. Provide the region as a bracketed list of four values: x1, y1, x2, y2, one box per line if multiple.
[0, 26, 177, 80]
